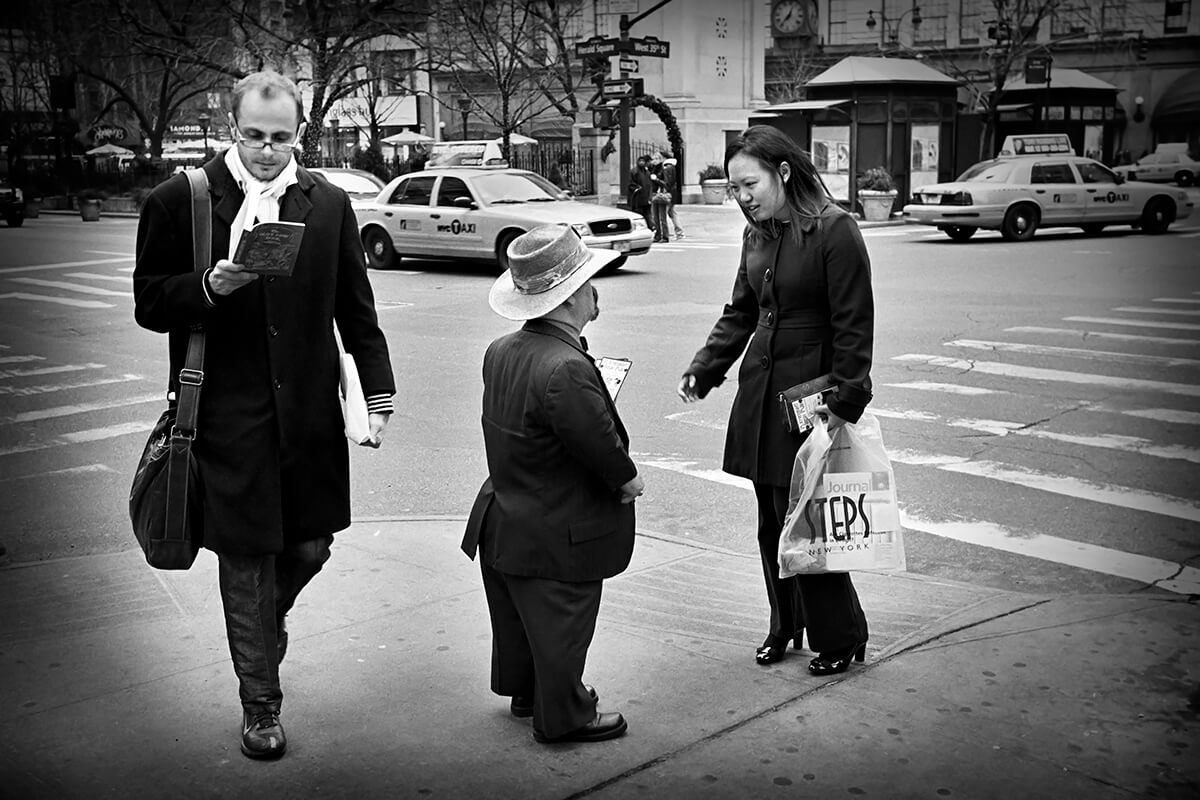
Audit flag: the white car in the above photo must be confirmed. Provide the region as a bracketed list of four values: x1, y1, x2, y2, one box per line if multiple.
[354, 167, 654, 271]
[903, 155, 1193, 242]
[309, 167, 387, 201]
[1113, 149, 1200, 187]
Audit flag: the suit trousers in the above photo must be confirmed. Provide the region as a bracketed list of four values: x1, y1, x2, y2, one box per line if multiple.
[480, 558, 601, 739]
[754, 483, 868, 655]
[217, 535, 333, 714]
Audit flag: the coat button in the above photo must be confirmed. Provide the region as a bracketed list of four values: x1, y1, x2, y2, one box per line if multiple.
[760, 355, 770, 369]
[268, 276, 276, 283]
[766, 311, 775, 326]
[268, 325, 279, 336]
[764, 269, 773, 282]
[273, 379, 282, 390]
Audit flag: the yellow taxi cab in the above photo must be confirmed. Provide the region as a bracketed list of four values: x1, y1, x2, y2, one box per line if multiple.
[902, 134, 1193, 242]
[354, 167, 654, 271]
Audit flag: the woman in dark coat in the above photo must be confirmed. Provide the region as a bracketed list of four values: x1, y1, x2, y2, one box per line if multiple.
[678, 126, 873, 675]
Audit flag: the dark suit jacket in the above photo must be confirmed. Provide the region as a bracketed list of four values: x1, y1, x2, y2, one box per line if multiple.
[686, 204, 874, 487]
[133, 157, 395, 554]
[462, 320, 637, 582]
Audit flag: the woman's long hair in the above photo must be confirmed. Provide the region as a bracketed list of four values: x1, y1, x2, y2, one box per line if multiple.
[724, 125, 830, 246]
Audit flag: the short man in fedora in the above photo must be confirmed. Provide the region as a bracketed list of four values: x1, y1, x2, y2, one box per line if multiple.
[462, 223, 644, 743]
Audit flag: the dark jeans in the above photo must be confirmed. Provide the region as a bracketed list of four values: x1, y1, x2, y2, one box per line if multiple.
[651, 200, 671, 241]
[217, 535, 333, 714]
[754, 484, 868, 654]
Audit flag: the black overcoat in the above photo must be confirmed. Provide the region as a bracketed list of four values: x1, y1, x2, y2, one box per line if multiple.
[133, 157, 395, 555]
[462, 321, 638, 582]
[686, 204, 874, 487]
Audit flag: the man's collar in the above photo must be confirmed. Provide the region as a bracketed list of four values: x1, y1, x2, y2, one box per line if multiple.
[522, 318, 590, 357]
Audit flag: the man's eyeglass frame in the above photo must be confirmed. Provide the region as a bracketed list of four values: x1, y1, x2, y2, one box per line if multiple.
[230, 125, 302, 154]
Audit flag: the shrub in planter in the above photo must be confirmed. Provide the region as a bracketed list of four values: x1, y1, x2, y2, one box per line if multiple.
[698, 164, 728, 204]
[855, 166, 897, 221]
[76, 188, 108, 222]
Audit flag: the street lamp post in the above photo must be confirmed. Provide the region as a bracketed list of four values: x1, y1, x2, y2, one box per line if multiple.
[865, 4, 922, 46]
[457, 98, 471, 140]
[197, 111, 210, 158]
[330, 117, 339, 166]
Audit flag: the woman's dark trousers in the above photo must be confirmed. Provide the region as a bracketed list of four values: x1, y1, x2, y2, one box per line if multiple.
[754, 483, 868, 654]
[217, 535, 333, 715]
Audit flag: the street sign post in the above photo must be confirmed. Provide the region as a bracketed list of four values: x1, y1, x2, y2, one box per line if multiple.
[627, 35, 669, 57]
[1024, 55, 1051, 85]
[574, 35, 622, 58]
[603, 78, 644, 100]
[618, 57, 639, 73]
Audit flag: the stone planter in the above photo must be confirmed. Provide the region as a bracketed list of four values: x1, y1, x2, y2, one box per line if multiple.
[858, 190, 897, 222]
[700, 179, 728, 205]
[24, 199, 40, 219]
[79, 199, 102, 222]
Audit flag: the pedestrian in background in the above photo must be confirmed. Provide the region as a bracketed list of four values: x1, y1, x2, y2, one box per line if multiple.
[628, 154, 653, 226]
[660, 151, 685, 239]
[649, 153, 672, 243]
[677, 125, 873, 676]
[133, 70, 395, 760]
[463, 224, 644, 744]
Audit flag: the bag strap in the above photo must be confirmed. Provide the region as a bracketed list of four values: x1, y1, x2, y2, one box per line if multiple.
[175, 168, 210, 438]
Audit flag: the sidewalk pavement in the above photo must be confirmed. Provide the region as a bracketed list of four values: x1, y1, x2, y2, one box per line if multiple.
[1, 518, 1195, 799]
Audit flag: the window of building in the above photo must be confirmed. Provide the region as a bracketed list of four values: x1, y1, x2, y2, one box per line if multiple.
[916, 0, 948, 44]
[827, 0, 847, 45]
[959, 0, 985, 43]
[374, 51, 414, 97]
[1051, 1, 1089, 38]
[1100, 0, 1126, 31]
[1165, 0, 1191, 33]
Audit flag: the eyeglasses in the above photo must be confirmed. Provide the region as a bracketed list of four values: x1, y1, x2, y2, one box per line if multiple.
[231, 126, 301, 153]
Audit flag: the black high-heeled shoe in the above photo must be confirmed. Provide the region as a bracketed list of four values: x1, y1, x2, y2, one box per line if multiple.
[755, 638, 787, 665]
[807, 642, 866, 676]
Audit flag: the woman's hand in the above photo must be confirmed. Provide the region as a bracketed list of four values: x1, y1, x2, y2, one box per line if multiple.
[814, 402, 849, 430]
[677, 374, 701, 403]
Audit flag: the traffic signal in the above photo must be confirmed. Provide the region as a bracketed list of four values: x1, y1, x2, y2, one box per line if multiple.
[1136, 34, 1148, 61]
[987, 21, 1011, 44]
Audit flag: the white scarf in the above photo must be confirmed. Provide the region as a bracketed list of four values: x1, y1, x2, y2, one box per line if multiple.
[224, 147, 299, 260]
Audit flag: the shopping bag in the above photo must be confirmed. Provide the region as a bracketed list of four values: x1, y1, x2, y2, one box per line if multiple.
[339, 351, 373, 445]
[778, 413, 904, 576]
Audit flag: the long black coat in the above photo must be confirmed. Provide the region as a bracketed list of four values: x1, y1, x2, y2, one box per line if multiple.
[462, 321, 637, 582]
[133, 157, 395, 555]
[686, 205, 873, 487]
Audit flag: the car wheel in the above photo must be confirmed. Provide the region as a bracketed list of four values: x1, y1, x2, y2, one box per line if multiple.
[495, 230, 523, 273]
[5, 215, 24, 227]
[362, 227, 395, 269]
[1175, 170, 1194, 187]
[1000, 204, 1038, 242]
[942, 225, 977, 242]
[600, 255, 627, 273]
[1081, 224, 1105, 236]
[1140, 198, 1174, 235]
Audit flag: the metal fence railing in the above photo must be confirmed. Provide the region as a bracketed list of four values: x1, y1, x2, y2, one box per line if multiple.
[509, 145, 596, 197]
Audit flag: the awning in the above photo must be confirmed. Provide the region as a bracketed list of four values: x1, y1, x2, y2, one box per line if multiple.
[995, 103, 1032, 112]
[1152, 69, 1200, 126]
[750, 99, 851, 117]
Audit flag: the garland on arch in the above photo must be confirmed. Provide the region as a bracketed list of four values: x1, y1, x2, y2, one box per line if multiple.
[632, 94, 684, 162]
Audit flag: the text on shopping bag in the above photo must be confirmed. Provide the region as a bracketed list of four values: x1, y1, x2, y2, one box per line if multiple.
[797, 470, 900, 543]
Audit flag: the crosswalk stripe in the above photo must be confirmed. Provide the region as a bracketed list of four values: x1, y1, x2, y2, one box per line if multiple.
[0, 355, 45, 365]
[1151, 297, 1200, 304]
[1112, 305, 1200, 316]
[945, 338, 1200, 367]
[0, 257, 131, 276]
[900, 513, 1200, 595]
[888, 449, 1200, 523]
[0, 394, 162, 425]
[882, 381, 1004, 395]
[10, 278, 130, 297]
[64, 273, 133, 284]
[0, 363, 105, 380]
[1005, 325, 1200, 346]
[0, 374, 143, 396]
[1087, 405, 1200, 425]
[0, 420, 155, 457]
[1064, 315, 1200, 331]
[637, 455, 1200, 593]
[0, 463, 118, 483]
[893, 353, 1200, 396]
[873, 408, 1200, 463]
[0, 292, 113, 309]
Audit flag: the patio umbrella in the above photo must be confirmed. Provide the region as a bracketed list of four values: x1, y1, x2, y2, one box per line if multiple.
[86, 143, 134, 156]
[382, 130, 434, 145]
[494, 133, 538, 146]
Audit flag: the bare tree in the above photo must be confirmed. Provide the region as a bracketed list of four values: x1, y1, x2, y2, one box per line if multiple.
[0, 4, 59, 169]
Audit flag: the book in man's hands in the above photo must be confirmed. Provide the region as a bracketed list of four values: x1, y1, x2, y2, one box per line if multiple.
[233, 221, 305, 277]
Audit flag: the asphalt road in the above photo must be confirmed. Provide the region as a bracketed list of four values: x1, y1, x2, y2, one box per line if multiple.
[1, 203, 1197, 603]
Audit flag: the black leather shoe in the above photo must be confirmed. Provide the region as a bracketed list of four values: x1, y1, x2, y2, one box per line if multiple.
[533, 712, 627, 743]
[241, 710, 286, 759]
[808, 642, 867, 676]
[756, 636, 788, 665]
[511, 684, 596, 718]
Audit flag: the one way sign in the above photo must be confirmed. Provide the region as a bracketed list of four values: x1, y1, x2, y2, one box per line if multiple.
[602, 78, 644, 99]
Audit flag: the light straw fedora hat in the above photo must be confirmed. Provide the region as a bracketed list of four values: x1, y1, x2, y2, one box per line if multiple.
[488, 224, 620, 321]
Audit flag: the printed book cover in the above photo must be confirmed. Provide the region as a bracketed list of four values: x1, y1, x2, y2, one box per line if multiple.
[233, 221, 305, 276]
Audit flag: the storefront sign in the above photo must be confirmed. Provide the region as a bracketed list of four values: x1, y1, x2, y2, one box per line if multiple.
[88, 124, 127, 143]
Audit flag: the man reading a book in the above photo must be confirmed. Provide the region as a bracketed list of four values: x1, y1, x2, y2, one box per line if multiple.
[133, 70, 395, 760]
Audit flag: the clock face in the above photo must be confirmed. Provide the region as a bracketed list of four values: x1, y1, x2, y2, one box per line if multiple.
[772, 0, 805, 34]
